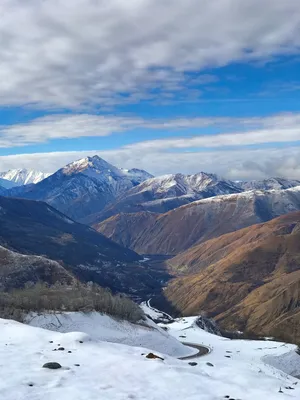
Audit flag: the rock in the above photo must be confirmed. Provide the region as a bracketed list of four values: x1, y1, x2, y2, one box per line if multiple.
[79, 341, 83, 343]
[206, 362, 214, 367]
[145, 353, 164, 361]
[68, 351, 72, 353]
[43, 362, 62, 370]
[188, 362, 197, 366]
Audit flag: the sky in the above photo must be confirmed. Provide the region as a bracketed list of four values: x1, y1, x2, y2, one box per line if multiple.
[1, 0, 300, 180]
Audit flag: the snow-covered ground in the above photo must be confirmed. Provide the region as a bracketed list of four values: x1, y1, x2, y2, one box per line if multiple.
[163, 316, 300, 397]
[1, 314, 300, 399]
[27, 312, 194, 358]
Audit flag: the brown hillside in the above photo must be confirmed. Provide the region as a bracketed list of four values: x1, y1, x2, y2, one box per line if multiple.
[96, 193, 263, 255]
[96, 189, 300, 256]
[165, 212, 300, 342]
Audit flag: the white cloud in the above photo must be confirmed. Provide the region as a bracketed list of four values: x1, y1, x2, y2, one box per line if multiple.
[1, 145, 300, 182]
[0, 0, 300, 107]
[1, 111, 300, 148]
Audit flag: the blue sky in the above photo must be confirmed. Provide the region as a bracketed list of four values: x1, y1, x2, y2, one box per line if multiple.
[1, 0, 300, 180]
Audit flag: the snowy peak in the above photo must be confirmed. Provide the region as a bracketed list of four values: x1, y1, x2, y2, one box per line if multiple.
[61, 155, 152, 194]
[0, 169, 51, 186]
[62, 155, 119, 177]
[136, 171, 241, 198]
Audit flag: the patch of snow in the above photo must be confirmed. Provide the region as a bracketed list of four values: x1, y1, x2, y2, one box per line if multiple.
[27, 312, 191, 358]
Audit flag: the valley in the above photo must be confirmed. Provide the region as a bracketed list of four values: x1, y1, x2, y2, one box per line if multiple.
[1, 155, 300, 360]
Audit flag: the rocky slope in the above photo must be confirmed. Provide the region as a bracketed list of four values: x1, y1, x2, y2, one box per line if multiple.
[96, 187, 300, 255]
[0, 196, 169, 298]
[0, 169, 51, 186]
[7, 156, 152, 221]
[165, 212, 300, 342]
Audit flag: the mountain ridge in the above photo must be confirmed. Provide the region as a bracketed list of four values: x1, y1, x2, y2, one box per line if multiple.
[96, 186, 300, 255]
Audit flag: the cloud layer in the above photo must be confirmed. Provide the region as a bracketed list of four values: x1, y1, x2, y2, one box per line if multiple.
[1, 112, 300, 148]
[1, 145, 300, 182]
[1, 0, 300, 107]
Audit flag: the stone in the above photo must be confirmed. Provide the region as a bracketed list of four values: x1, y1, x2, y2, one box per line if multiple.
[145, 353, 164, 361]
[42, 362, 62, 370]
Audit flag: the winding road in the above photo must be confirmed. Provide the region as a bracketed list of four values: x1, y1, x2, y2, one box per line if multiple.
[179, 342, 211, 360]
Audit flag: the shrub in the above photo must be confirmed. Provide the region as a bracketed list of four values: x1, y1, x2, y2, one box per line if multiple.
[0, 282, 144, 323]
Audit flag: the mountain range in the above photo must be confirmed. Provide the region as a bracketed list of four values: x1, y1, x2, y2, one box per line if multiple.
[3, 155, 300, 227]
[96, 186, 300, 255]
[2, 156, 153, 221]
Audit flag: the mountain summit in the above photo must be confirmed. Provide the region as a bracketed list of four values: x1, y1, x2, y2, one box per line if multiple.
[61, 155, 153, 193]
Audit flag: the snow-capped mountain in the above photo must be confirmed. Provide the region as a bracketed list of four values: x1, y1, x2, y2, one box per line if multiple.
[61, 155, 153, 195]
[0, 169, 51, 186]
[86, 172, 243, 224]
[7, 156, 153, 221]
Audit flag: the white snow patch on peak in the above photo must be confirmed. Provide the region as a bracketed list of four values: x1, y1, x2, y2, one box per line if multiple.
[0, 169, 51, 186]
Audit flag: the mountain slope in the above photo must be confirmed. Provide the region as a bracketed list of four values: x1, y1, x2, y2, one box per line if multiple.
[0, 184, 7, 195]
[0, 169, 51, 186]
[96, 187, 300, 255]
[165, 212, 300, 342]
[8, 156, 153, 221]
[86, 172, 243, 225]
[0, 178, 16, 189]
[0, 245, 75, 290]
[0, 196, 169, 297]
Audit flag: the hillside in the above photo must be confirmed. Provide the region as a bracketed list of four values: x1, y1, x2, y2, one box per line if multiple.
[0, 246, 75, 290]
[0, 196, 169, 298]
[165, 212, 300, 342]
[96, 187, 300, 255]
